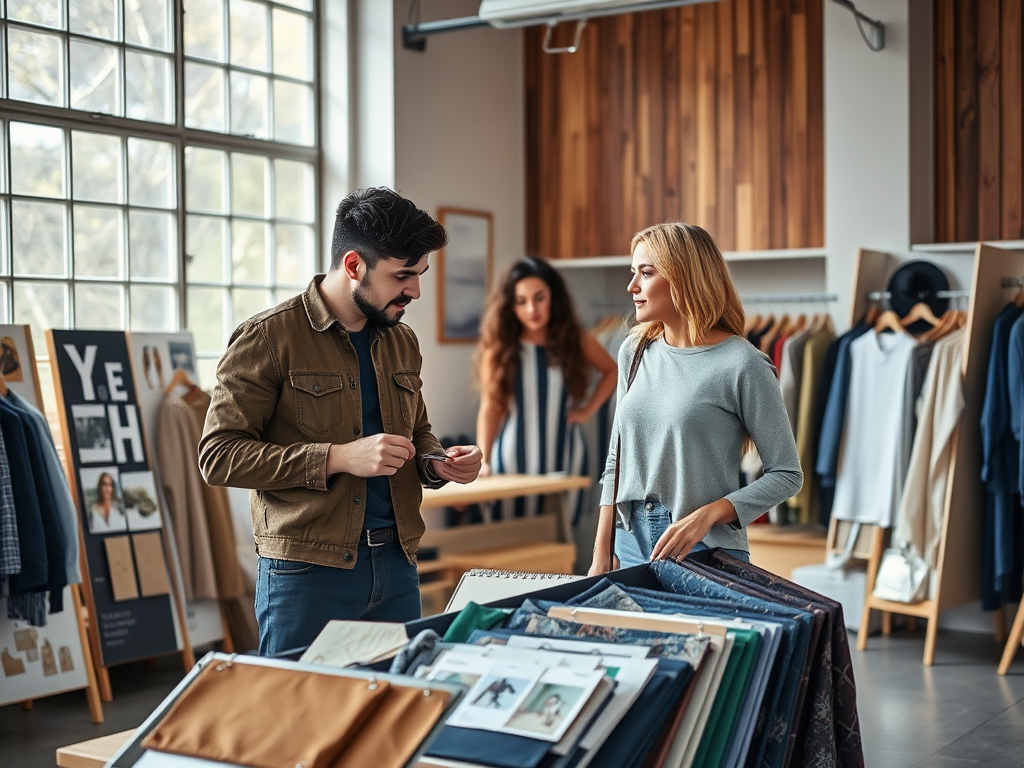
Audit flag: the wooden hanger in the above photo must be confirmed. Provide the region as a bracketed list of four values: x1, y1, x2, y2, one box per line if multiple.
[163, 367, 196, 396]
[920, 309, 957, 343]
[874, 309, 908, 335]
[899, 301, 941, 329]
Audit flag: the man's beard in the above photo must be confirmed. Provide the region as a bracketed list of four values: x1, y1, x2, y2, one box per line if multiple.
[353, 285, 407, 328]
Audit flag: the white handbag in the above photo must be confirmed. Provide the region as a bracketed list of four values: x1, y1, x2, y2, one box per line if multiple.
[873, 541, 930, 603]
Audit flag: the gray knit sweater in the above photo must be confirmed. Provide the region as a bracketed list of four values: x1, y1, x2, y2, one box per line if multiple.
[600, 334, 803, 552]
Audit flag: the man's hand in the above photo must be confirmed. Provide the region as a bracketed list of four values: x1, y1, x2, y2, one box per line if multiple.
[431, 444, 483, 484]
[327, 434, 415, 477]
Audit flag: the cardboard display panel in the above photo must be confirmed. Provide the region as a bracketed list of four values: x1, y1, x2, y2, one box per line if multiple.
[48, 330, 180, 667]
[126, 332, 225, 648]
[0, 325, 102, 721]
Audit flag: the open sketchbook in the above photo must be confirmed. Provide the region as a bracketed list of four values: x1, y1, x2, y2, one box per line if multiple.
[446, 569, 584, 613]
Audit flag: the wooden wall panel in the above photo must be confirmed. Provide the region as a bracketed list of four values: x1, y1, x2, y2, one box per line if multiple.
[524, 0, 824, 259]
[936, 0, 1024, 242]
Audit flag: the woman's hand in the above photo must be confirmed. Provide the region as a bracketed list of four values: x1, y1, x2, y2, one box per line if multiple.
[650, 498, 738, 561]
[478, 460, 491, 478]
[566, 407, 590, 425]
[587, 551, 619, 577]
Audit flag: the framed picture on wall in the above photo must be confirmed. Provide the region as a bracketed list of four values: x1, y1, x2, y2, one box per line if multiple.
[437, 207, 494, 344]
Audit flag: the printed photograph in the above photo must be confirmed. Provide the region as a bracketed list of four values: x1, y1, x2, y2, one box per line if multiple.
[167, 341, 197, 378]
[505, 683, 586, 736]
[121, 471, 163, 531]
[468, 675, 530, 710]
[0, 336, 24, 382]
[436, 671, 482, 689]
[72, 404, 114, 464]
[80, 466, 128, 535]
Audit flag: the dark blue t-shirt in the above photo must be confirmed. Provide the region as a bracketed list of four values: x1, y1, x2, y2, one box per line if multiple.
[349, 327, 394, 529]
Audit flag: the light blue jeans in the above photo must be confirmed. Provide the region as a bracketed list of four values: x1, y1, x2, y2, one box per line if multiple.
[614, 499, 750, 568]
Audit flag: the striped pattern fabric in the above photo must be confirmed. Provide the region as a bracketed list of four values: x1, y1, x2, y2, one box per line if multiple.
[489, 343, 587, 524]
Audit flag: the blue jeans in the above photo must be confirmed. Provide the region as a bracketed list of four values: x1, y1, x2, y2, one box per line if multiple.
[614, 499, 750, 568]
[254, 536, 420, 656]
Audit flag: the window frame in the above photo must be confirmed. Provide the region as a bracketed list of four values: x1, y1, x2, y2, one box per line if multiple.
[0, 0, 322, 357]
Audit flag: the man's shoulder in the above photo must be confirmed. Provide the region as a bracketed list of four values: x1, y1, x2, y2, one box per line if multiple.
[231, 294, 307, 340]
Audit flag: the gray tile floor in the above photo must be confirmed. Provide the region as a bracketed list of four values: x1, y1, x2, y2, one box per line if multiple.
[2, 629, 1024, 768]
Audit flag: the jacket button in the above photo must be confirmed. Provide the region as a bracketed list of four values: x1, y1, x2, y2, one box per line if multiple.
[313, 384, 322, 392]
[645, 501, 654, 512]
[350, 380, 357, 389]
[354, 496, 362, 504]
[343, 552, 353, 563]
[353, 426, 361, 435]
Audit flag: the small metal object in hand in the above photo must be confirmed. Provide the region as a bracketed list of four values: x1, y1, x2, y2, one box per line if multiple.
[421, 453, 450, 462]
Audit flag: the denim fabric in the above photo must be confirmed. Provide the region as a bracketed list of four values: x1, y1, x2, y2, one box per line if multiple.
[388, 629, 443, 675]
[254, 537, 420, 656]
[522, 614, 712, 667]
[564, 580, 644, 613]
[689, 549, 865, 768]
[620, 577, 809, 768]
[506, 599, 562, 631]
[678, 558, 826, 768]
[615, 500, 750, 567]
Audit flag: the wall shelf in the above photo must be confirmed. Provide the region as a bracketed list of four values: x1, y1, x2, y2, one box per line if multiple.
[912, 241, 1024, 254]
[551, 248, 827, 269]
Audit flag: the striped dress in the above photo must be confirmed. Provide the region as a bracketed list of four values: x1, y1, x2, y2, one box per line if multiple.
[489, 342, 587, 525]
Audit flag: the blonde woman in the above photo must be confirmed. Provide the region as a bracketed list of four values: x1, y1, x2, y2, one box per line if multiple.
[589, 223, 802, 575]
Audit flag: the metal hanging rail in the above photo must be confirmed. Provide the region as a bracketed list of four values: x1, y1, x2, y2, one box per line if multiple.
[742, 293, 839, 304]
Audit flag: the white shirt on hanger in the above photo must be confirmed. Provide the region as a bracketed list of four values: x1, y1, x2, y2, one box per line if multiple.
[831, 330, 919, 528]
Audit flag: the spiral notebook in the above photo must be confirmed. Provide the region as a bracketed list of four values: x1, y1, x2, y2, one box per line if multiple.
[445, 569, 583, 613]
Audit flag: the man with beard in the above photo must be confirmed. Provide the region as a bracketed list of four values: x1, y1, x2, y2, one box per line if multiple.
[200, 187, 482, 655]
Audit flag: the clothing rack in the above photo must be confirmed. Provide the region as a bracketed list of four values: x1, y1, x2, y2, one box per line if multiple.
[742, 292, 839, 304]
[847, 245, 1024, 665]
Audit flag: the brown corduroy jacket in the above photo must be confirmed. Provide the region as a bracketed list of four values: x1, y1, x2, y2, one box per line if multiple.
[198, 276, 446, 569]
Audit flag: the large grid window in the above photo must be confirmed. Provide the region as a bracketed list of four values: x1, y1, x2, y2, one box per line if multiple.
[0, 0, 319, 383]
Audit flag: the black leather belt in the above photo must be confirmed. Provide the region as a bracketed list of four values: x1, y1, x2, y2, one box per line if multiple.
[365, 526, 397, 547]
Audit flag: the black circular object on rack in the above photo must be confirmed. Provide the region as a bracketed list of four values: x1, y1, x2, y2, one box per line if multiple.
[886, 260, 950, 318]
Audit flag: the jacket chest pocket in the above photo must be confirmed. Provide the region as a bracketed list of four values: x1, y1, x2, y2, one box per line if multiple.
[290, 371, 347, 434]
[393, 371, 422, 430]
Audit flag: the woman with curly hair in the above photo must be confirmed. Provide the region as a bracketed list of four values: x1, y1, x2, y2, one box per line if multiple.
[476, 257, 617, 523]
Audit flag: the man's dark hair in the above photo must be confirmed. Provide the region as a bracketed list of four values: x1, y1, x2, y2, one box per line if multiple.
[330, 187, 448, 270]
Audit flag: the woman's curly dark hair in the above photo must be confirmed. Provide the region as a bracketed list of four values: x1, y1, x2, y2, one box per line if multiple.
[477, 257, 590, 409]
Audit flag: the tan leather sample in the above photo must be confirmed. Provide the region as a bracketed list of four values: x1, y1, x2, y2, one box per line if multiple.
[142, 662, 391, 768]
[2, 647, 25, 676]
[132, 532, 171, 596]
[336, 684, 451, 768]
[104, 536, 139, 601]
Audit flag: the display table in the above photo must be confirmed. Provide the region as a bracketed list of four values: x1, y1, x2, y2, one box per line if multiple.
[746, 524, 827, 579]
[417, 473, 588, 614]
[56, 729, 133, 768]
[421, 472, 590, 510]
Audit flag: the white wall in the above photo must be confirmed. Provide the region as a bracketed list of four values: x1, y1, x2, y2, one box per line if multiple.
[392, 0, 525, 440]
[824, 0, 974, 316]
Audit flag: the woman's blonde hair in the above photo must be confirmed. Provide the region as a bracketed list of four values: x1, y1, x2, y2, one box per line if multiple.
[628, 222, 744, 348]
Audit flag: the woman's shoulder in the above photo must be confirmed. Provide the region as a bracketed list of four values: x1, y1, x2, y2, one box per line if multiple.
[723, 336, 779, 379]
